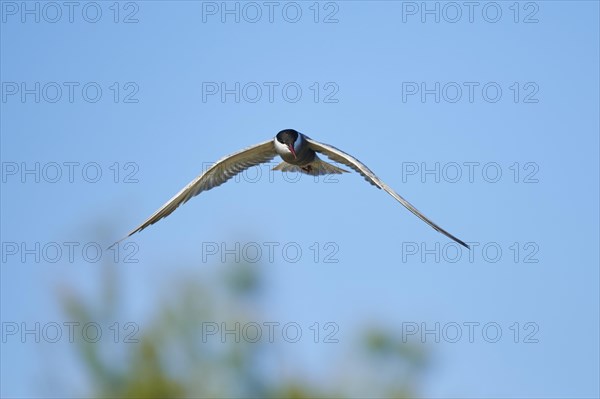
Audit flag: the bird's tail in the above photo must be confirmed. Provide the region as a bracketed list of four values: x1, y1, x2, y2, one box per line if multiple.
[272, 156, 349, 176]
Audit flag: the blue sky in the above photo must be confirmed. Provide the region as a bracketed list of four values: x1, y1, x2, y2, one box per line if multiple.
[1, 1, 599, 397]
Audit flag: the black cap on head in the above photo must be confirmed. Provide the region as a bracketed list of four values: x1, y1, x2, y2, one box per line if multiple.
[276, 129, 299, 145]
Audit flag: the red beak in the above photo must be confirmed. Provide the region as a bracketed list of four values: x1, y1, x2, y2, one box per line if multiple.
[288, 145, 297, 159]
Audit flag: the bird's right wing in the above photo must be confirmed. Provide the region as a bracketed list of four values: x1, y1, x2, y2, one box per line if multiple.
[305, 136, 469, 249]
[115, 139, 277, 243]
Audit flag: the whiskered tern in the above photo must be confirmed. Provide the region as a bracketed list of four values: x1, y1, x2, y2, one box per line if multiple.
[113, 129, 469, 248]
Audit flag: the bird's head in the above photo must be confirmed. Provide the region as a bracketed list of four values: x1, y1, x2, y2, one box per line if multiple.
[275, 129, 301, 159]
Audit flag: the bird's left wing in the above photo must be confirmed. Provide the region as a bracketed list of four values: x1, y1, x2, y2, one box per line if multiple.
[112, 139, 277, 245]
[305, 136, 469, 248]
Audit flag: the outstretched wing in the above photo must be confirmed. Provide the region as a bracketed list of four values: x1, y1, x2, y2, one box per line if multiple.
[305, 136, 469, 248]
[113, 139, 277, 245]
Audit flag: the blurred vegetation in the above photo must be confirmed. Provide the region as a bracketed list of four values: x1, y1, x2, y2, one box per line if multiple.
[58, 259, 429, 398]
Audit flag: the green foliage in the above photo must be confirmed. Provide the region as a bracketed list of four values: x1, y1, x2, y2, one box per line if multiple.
[59, 261, 428, 398]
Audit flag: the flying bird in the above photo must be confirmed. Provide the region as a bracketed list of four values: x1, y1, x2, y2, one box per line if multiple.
[112, 129, 469, 248]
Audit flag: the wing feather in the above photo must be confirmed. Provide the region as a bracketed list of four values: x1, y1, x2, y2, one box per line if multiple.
[113, 139, 277, 244]
[305, 136, 469, 248]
